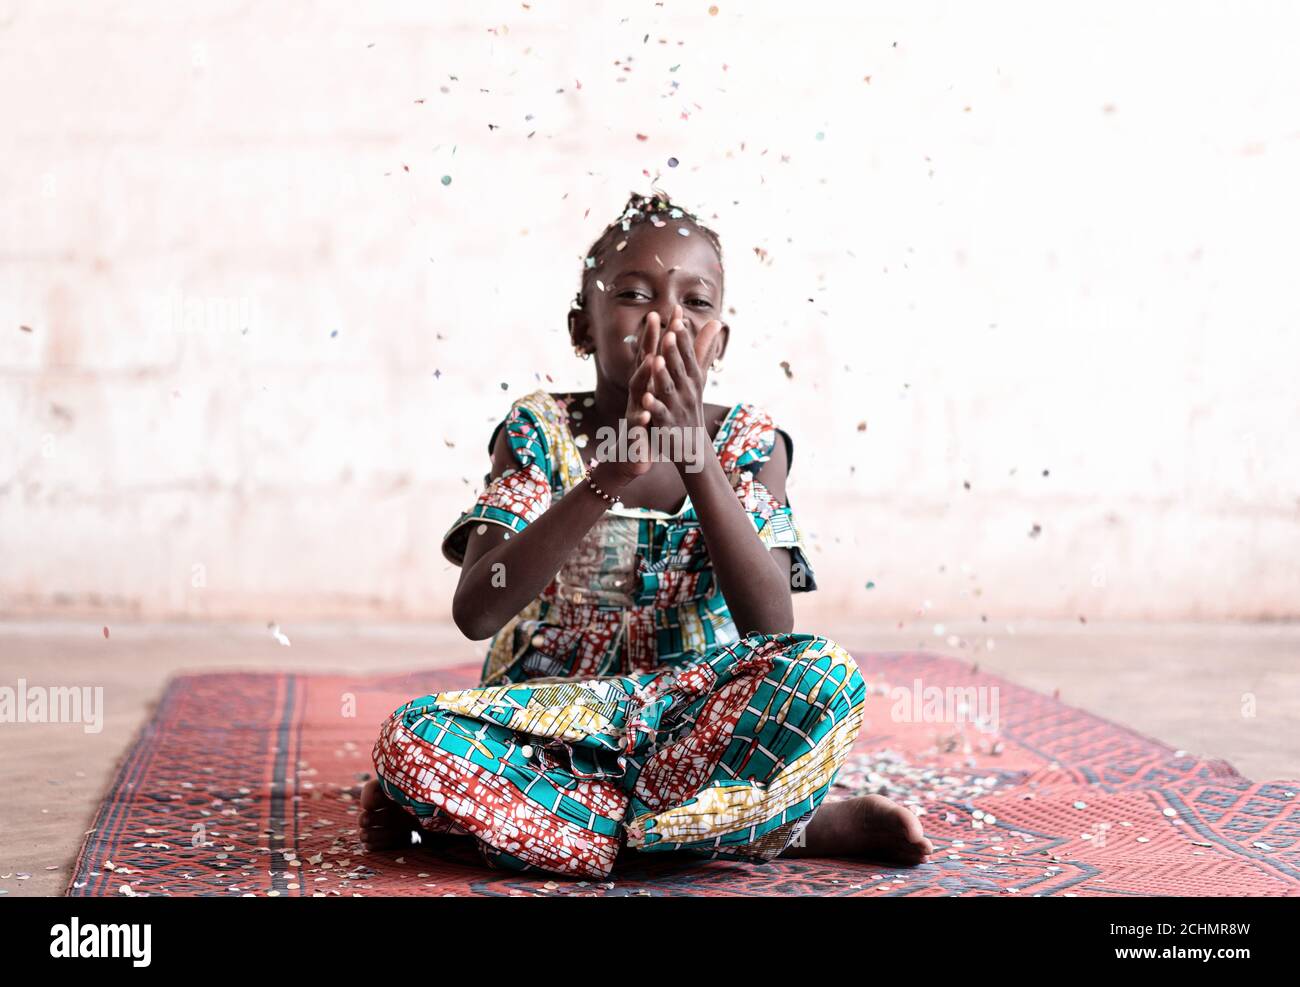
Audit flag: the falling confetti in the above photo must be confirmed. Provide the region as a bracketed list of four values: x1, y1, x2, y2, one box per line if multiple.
[441, 175, 452, 186]
[779, 360, 793, 379]
[102, 626, 109, 639]
[267, 622, 291, 647]
[667, 157, 679, 168]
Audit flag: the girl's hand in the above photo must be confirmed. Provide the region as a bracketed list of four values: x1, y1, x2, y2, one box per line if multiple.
[601, 315, 662, 483]
[641, 305, 724, 445]
[625, 310, 660, 429]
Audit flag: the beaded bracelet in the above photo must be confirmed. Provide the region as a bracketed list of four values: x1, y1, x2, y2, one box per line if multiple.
[584, 461, 623, 508]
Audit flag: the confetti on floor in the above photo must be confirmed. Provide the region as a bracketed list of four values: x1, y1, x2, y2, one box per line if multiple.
[66, 655, 1300, 897]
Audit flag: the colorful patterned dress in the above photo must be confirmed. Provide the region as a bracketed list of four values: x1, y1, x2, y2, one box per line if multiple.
[372, 389, 865, 878]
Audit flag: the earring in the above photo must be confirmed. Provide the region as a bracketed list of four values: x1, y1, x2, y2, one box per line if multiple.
[710, 358, 723, 372]
[574, 344, 591, 360]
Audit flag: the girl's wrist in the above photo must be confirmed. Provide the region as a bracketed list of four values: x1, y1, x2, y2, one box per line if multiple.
[588, 459, 635, 498]
[677, 448, 722, 484]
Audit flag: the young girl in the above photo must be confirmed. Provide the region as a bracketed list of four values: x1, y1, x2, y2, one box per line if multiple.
[360, 191, 933, 879]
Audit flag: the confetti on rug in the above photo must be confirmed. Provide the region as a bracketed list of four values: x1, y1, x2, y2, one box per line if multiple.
[68, 652, 1300, 897]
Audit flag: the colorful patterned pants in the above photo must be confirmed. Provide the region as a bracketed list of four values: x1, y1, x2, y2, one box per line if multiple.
[372, 633, 865, 878]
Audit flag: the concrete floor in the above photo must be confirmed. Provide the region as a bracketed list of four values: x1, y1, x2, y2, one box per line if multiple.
[1, 618, 1297, 897]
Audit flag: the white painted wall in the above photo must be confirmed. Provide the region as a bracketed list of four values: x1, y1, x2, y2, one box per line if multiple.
[2, 0, 1297, 622]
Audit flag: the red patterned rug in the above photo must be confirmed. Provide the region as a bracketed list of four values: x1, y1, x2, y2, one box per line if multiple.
[68, 652, 1300, 897]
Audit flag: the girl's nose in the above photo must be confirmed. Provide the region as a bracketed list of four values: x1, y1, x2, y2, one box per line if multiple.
[655, 304, 692, 333]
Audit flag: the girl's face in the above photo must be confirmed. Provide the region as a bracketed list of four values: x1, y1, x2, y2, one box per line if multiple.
[572, 221, 728, 390]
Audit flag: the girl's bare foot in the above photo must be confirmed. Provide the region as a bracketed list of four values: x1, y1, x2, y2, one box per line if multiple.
[358, 779, 421, 851]
[781, 794, 935, 865]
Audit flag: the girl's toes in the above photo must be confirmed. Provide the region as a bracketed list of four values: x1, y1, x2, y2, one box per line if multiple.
[360, 802, 407, 833]
[360, 820, 408, 851]
[859, 794, 933, 864]
[357, 780, 419, 850]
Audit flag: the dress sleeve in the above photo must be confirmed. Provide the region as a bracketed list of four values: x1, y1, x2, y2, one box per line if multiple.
[440, 402, 555, 566]
[721, 405, 819, 593]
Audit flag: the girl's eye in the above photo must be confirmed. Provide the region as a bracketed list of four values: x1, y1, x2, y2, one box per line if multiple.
[616, 290, 711, 308]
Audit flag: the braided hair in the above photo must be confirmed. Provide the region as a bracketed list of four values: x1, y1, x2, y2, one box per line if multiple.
[569, 190, 723, 351]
